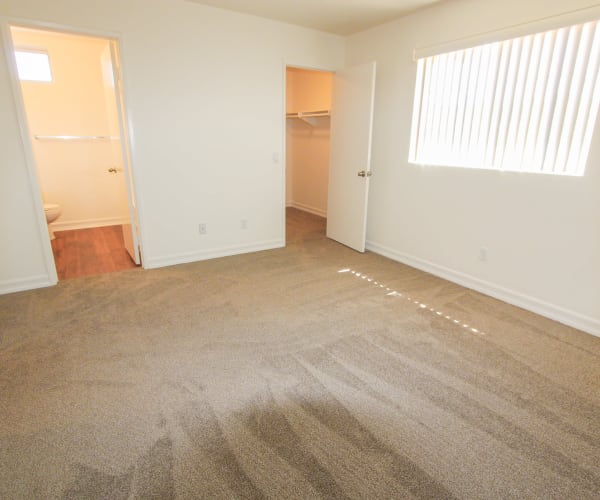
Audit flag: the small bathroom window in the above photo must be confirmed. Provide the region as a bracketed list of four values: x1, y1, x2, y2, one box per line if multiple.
[14, 49, 53, 83]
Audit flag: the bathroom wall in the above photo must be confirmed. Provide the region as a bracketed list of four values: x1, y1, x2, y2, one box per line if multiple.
[286, 68, 333, 217]
[11, 27, 130, 230]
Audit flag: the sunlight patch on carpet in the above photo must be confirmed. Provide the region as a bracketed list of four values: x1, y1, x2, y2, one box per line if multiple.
[338, 268, 486, 336]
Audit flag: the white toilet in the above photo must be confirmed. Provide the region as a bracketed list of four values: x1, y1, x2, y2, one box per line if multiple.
[44, 203, 61, 240]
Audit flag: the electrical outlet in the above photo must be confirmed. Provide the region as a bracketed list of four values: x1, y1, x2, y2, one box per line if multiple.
[199, 223, 207, 235]
[240, 219, 248, 230]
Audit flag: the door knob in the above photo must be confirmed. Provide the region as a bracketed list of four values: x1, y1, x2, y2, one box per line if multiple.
[108, 167, 117, 173]
[357, 170, 372, 177]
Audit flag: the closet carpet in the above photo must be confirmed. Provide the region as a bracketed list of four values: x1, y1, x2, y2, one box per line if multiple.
[1, 209, 599, 499]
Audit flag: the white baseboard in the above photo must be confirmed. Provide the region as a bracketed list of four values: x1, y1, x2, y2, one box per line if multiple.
[0, 274, 54, 295]
[52, 217, 130, 231]
[366, 241, 600, 338]
[144, 239, 284, 269]
[288, 201, 327, 218]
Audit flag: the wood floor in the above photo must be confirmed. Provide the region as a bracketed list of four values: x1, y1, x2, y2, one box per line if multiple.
[51, 225, 137, 280]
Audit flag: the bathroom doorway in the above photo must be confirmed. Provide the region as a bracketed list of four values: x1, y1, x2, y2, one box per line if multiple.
[8, 25, 141, 280]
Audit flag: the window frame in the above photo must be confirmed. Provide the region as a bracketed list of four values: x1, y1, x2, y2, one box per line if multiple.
[14, 48, 53, 83]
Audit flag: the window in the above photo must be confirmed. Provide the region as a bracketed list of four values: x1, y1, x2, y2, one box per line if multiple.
[409, 20, 600, 176]
[14, 49, 53, 83]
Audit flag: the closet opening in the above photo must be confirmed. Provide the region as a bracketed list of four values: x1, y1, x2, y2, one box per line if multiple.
[285, 66, 333, 244]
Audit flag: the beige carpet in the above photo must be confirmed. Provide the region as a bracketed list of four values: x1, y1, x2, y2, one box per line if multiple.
[1, 208, 599, 499]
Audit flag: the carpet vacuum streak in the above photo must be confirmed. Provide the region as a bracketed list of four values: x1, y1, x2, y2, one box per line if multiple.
[1, 209, 599, 498]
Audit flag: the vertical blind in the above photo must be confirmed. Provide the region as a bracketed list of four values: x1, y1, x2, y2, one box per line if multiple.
[409, 20, 600, 176]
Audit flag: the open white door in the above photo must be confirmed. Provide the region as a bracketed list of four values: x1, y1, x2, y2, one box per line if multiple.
[109, 41, 141, 265]
[326, 62, 376, 252]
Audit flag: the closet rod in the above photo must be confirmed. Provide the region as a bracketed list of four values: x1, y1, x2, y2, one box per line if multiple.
[286, 110, 330, 118]
[34, 135, 119, 141]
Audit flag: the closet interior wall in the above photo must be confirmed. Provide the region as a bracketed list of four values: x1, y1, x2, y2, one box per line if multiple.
[285, 67, 333, 218]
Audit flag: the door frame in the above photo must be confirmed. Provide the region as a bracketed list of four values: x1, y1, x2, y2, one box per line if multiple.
[282, 60, 336, 246]
[0, 17, 145, 281]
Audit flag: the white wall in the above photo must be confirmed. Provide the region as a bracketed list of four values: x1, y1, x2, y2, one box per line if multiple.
[347, 0, 600, 335]
[12, 28, 130, 231]
[0, 0, 345, 292]
[286, 67, 332, 217]
[0, 33, 52, 292]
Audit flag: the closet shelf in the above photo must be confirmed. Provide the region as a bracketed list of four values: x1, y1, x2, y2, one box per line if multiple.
[286, 110, 330, 126]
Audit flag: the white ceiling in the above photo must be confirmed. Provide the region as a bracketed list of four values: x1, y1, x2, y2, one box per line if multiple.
[186, 0, 444, 36]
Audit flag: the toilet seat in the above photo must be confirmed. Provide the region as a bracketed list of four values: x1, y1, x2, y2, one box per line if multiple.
[43, 203, 61, 240]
